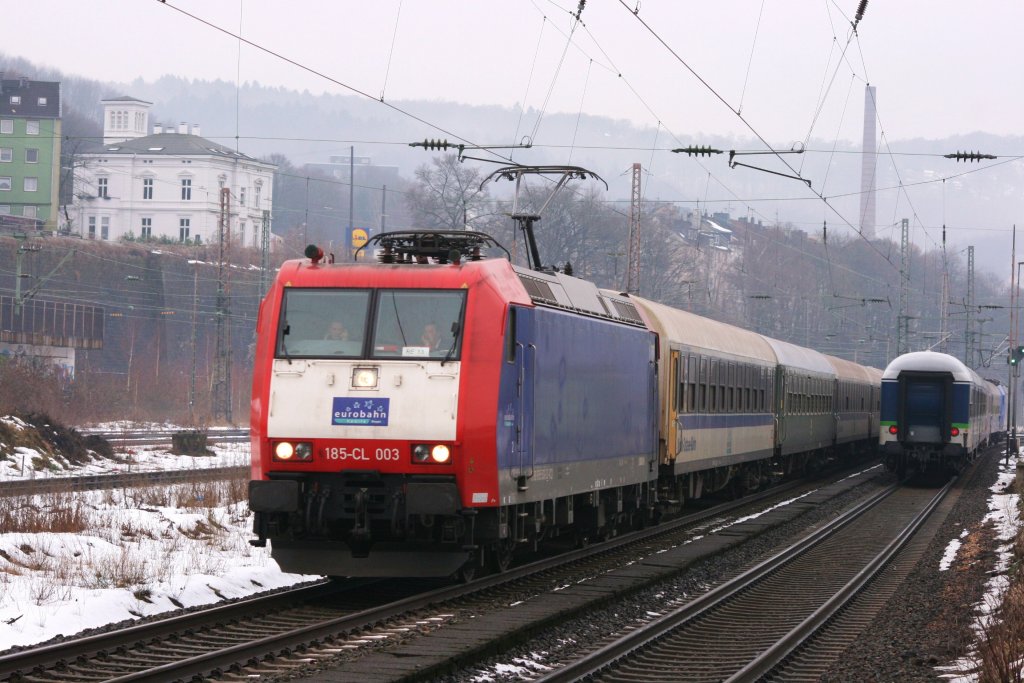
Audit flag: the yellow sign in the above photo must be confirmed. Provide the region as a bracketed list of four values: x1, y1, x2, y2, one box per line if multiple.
[352, 228, 368, 248]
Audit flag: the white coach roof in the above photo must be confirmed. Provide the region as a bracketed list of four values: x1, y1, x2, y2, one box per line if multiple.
[629, 295, 775, 363]
[882, 351, 973, 382]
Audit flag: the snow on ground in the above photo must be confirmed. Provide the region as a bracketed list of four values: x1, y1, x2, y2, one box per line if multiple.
[936, 449, 1023, 682]
[0, 421, 319, 652]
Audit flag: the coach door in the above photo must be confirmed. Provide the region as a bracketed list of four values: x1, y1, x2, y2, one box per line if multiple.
[510, 307, 536, 491]
[668, 350, 681, 460]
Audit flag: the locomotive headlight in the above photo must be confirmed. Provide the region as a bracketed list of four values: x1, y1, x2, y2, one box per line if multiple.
[273, 441, 313, 462]
[352, 367, 379, 389]
[412, 443, 451, 464]
[430, 444, 451, 464]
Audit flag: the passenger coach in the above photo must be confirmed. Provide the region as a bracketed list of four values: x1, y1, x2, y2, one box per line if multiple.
[879, 350, 1002, 476]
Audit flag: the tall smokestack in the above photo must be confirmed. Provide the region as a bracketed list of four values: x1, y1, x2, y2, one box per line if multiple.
[859, 85, 878, 239]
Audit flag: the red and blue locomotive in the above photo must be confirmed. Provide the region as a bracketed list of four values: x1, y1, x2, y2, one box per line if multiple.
[249, 232, 658, 578]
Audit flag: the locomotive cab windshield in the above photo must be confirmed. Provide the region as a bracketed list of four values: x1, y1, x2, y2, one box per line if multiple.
[276, 288, 465, 361]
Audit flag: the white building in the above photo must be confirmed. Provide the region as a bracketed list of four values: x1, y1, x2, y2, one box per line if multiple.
[70, 97, 275, 246]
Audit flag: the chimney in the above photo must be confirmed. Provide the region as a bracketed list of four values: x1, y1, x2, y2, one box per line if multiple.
[153, 122, 163, 134]
[191, 123, 201, 137]
[178, 121, 188, 134]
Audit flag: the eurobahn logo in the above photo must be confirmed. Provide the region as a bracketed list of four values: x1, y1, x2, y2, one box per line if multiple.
[332, 397, 390, 426]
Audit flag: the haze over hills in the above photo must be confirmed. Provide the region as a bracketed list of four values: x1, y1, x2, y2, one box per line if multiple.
[3, 51, 1021, 281]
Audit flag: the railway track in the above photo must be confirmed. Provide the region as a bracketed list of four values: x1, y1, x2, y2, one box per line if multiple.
[536, 480, 954, 682]
[0, 463, 889, 682]
[0, 465, 247, 497]
[83, 427, 250, 448]
[0, 428, 249, 497]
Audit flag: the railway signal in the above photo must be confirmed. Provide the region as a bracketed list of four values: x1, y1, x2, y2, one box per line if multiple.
[1009, 346, 1024, 365]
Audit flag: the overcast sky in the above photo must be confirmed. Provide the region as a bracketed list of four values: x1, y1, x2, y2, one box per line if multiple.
[7, 0, 1024, 144]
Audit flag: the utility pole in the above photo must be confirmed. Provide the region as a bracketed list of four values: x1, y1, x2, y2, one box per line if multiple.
[189, 263, 198, 425]
[897, 218, 910, 355]
[348, 145, 354, 261]
[625, 163, 642, 294]
[939, 224, 949, 354]
[260, 209, 271, 296]
[965, 246, 975, 367]
[212, 187, 233, 423]
[1009, 226, 1017, 451]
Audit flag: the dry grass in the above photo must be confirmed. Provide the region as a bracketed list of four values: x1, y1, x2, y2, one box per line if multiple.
[968, 470, 1024, 681]
[0, 474, 254, 607]
[0, 489, 90, 534]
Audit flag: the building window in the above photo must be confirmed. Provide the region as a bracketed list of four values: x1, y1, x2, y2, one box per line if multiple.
[0, 120, 11, 134]
[179, 218, 190, 241]
[239, 220, 246, 246]
[37, 97, 47, 107]
[101, 216, 110, 240]
[88, 216, 96, 238]
[181, 178, 192, 200]
[254, 183, 261, 208]
[0, 177, 10, 191]
[25, 148, 38, 163]
[142, 177, 153, 199]
[239, 187, 246, 206]
[0, 148, 11, 162]
[26, 120, 39, 135]
[97, 177, 108, 198]
[141, 217, 152, 238]
[24, 177, 38, 192]
[9, 96, 20, 105]
[0, 205, 9, 215]
[23, 205, 37, 219]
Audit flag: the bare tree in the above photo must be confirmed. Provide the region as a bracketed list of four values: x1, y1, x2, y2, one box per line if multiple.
[405, 154, 493, 231]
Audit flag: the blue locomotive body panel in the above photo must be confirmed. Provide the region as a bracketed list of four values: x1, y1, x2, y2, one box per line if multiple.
[495, 305, 657, 480]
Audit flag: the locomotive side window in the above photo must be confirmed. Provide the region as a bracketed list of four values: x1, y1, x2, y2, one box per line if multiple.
[276, 289, 370, 358]
[372, 289, 466, 359]
[505, 307, 517, 363]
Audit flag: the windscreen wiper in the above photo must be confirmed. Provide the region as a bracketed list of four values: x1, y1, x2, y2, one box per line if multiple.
[280, 322, 292, 364]
[441, 298, 466, 366]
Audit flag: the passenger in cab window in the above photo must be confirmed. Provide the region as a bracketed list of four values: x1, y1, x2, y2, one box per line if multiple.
[325, 321, 349, 341]
[420, 323, 441, 350]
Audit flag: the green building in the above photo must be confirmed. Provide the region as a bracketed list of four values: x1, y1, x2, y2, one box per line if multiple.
[0, 76, 61, 232]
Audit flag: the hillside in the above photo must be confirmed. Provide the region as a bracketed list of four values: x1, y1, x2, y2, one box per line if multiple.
[2, 51, 1021, 278]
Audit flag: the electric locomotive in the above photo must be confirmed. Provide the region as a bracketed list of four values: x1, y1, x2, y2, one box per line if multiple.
[879, 350, 1002, 476]
[249, 231, 658, 579]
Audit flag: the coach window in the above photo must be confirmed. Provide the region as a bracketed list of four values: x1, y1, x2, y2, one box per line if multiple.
[688, 356, 697, 412]
[372, 289, 466, 359]
[276, 289, 370, 358]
